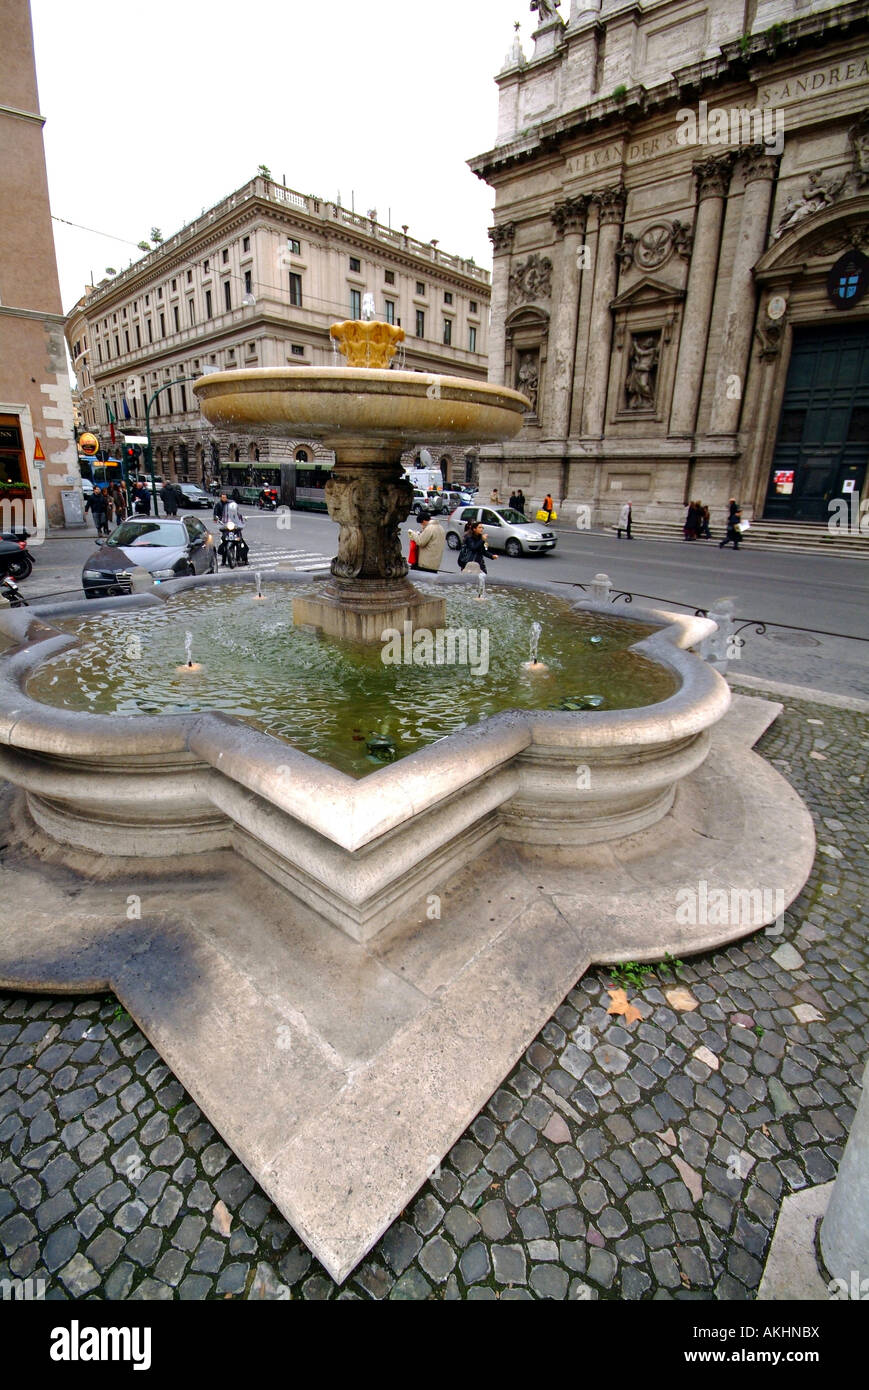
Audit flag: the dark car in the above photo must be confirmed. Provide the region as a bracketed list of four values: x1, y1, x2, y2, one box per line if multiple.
[81, 516, 217, 598]
[175, 483, 213, 509]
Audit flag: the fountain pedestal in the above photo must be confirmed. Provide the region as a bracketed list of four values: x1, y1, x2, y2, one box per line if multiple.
[291, 458, 446, 642]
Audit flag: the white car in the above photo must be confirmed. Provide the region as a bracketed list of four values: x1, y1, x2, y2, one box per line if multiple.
[444, 505, 558, 557]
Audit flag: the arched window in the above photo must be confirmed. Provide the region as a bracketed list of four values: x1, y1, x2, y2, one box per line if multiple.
[295, 448, 309, 464]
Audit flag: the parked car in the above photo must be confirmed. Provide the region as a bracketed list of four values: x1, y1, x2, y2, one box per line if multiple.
[175, 483, 213, 510]
[410, 489, 428, 517]
[443, 505, 558, 557]
[432, 489, 466, 515]
[81, 516, 217, 598]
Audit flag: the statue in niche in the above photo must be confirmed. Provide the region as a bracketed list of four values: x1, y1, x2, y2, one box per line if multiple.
[516, 351, 540, 415]
[849, 111, 869, 188]
[625, 334, 659, 410]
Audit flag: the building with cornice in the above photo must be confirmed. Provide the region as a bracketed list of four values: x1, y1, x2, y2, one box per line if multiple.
[470, 0, 869, 533]
[66, 177, 490, 489]
[1, 0, 79, 528]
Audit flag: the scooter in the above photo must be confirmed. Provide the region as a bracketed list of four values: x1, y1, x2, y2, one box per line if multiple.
[0, 575, 28, 606]
[220, 521, 248, 569]
[257, 491, 278, 511]
[0, 534, 34, 581]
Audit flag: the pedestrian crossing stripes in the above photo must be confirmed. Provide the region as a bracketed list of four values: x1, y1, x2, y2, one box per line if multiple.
[240, 548, 333, 573]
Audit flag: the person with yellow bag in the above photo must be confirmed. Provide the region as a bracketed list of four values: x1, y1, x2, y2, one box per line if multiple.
[537, 493, 557, 523]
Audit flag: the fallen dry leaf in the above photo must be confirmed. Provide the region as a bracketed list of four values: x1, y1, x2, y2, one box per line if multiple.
[761, 1124, 771, 1138]
[606, 987, 642, 1025]
[211, 1199, 232, 1237]
[665, 987, 698, 1012]
[673, 1154, 703, 1203]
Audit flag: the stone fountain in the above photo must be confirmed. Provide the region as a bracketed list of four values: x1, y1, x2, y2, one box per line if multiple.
[193, 313, 528, 641]
[0, 317, 817, 1285]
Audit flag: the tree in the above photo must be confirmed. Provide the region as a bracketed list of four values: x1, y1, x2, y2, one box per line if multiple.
[150, 226, 163, 243]
[105, 266, 117, 275]
[256, 164, 272, 180]
[137, 240, 151, 252]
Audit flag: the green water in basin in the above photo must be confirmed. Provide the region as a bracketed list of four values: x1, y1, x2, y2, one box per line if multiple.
[26, 582, 678, 777]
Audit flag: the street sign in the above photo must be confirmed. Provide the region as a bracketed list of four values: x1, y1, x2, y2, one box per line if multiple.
[122, 434, 149, 446]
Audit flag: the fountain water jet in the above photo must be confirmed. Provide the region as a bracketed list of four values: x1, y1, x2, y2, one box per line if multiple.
[522, 619, 549, 673]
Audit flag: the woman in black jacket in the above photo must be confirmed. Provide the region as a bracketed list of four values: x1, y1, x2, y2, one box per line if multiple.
[458, 522, 497, 573]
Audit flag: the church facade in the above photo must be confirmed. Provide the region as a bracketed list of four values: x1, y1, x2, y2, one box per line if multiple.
[469, 0, 869, 531]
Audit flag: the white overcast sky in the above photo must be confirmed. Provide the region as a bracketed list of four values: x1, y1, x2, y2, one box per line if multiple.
[30, 0, 529, 315]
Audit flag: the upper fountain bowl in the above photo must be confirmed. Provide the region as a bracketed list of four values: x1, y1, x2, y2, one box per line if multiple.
[193, 365, 530, 463]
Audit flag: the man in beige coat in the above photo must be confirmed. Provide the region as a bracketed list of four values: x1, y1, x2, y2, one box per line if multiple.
[409, 509, 446, 572]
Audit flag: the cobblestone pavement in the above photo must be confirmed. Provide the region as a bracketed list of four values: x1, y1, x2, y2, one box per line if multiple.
[1, 694, 866, 1300]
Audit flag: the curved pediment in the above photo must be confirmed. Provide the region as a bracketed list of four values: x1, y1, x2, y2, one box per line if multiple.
[504, 303, 550, 331]
[755, 194, 869, 278]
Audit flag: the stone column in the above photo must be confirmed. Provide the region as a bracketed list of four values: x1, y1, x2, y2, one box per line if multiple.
[548, 197, 588, 441]
[820, 1059, 869, 1286]
[487, 222, 515, 386]
[580, 186, 626, 438]
[668, 155, 734, 438]
[708, 147, 779, 437]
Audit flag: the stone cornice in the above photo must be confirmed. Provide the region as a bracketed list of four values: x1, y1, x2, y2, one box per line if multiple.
[470, 1, 869, 183]
[0, 305, 65, 326]
[0, 102, 45, 126]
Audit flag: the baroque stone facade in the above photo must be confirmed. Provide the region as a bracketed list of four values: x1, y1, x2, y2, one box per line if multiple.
[470, 0, 869, 527]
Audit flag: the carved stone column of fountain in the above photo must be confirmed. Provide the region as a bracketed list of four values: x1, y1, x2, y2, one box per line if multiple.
[193, 312, 529, 642]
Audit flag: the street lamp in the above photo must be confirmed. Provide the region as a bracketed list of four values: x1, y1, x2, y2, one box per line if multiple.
[144, 375, 200, 515]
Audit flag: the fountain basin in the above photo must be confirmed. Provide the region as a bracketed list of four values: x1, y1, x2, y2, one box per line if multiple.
[0, 573, 728, 942]
[193, 366, 529, 462]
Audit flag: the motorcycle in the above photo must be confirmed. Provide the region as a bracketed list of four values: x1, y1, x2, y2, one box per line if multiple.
[220, 521, 248, 569]
[0, 533, 34, 581]
[257, 491, 278, 511]
[0, 575, 28, 607]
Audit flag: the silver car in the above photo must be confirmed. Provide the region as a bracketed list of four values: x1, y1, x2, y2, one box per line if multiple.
[444, 505, 557, 557]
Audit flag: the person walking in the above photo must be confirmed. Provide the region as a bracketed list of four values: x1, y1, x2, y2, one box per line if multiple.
[515, 489, 526, 516]
[132, 481, 151, 516]
[542, 492, 555, 523]
[698, 503, 711, 539]
[160, 481, 178, 517]
[617, 499, 632, 540]
[683, 500, 700, 540]
[84, 485, 109, 536]
[111, 482, 128, 523]
[408, 509, 446, 573]
[719, 499, 743, 550]
[458, 521, 497, 574]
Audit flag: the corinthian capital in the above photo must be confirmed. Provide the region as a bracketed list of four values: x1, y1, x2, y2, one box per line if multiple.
[551, 196, 588, 236]
[739, 144, 780, 185]
[692, 152, 735, 201]
[591, 185, 626, 226]
[488, 222, 516, 252]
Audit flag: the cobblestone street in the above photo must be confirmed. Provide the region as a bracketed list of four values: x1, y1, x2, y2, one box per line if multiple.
[1, 692, 866, 1300]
